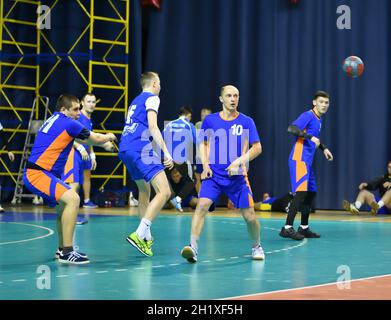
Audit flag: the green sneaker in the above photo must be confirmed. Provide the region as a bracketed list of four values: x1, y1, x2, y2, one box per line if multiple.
[145, 237, 154, 250]
[126, 232, 153, 257]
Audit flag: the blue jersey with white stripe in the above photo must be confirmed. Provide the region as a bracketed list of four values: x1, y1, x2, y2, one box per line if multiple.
[201, 112, 260, 178]
[162, 117, 196, 163]
[119, 92, 159, 153]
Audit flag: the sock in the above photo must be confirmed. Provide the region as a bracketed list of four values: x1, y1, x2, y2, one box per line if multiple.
[300, 225, 309, 229]
[136, 218, 152, 239]
[145, 227, 152, 241]
[284, 225, 292, 229]
[84, 199, 90, 203]
[378, 200, 385, 208]
[62, 246, 73, 255]
[252, 242, 261, 248]
[355, 201, 362, 209]
[190, 235, 199, 251]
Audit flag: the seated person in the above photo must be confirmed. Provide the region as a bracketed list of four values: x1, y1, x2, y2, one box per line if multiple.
[166, 167, 198, 212]
[255, 192, 294, 213]
[343, 161, 391, 215]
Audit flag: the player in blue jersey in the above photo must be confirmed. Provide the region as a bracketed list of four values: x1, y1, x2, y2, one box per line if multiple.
[180, 85, 265, 263]
[119, 72, 174, 257]
[163, 106, 197, 211]
[62, 93, 115, 224]
[23, 94, 117, 264]
[279, 91, 333, 240]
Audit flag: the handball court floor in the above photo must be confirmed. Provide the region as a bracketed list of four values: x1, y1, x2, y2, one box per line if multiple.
[1, 205, 391, 300]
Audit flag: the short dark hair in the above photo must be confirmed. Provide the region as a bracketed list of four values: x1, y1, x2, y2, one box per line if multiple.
[179, 106, 193, 116]
[201, 107, 212, 113]
[56, 94, 79, 111]
[140, 71, 159, 89]
[313, 90, 330, 100]
[81, 92, 96, 102]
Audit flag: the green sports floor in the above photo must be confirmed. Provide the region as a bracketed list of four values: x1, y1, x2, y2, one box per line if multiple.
[1, 207, 391, 300]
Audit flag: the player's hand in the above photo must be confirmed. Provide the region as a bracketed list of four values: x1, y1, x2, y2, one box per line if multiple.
[311, 137, 320, 148]
[323, 149, 333, 161]
[102, 141, 116, 152]
[201, 166, 213, 180]
[163, 154, 174, 170]
[106, 133, 117, 142]
[7, 151, 15, 162]
[226, 160, 241, 176]
[91, 159, 97, 171]
[359, 183, 368, 190]
[383, 182, 391, 190]
[80, 148, 90, 161]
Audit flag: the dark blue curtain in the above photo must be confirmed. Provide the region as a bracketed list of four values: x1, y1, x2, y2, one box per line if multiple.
[143, 0, 391, 209]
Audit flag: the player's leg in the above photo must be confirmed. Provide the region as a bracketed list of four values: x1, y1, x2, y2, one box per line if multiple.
[227, 175, 264, 260]
[181, 177, 220, 263]
[181, 197, 213, 263]
[127, 171, 171, 257]
[374, 189, 391, 214]
[82, 159, 97, 208]
[280, 160, 307, 240]
[296, 168, 320, 238]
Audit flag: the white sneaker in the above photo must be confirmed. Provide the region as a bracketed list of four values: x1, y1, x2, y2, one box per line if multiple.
[0, 205, 4, 213]
[252, 244, 265, 260]
[129, 192, 139, 207]
[170, 196, 183, 212]
[181, 245, 197, 263]
[342, 200, 359, 214]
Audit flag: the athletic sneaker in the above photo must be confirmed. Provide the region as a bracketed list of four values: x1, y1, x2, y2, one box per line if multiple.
[370, 201, 380, 215]
[170, 197, 183, 212]
[252, 244, 265, 260]
[55, 249, 88, 260]
[181, 245, 198, 263]
[297, 226, 320, 238]
[76, 215, 88, 225]
[279, 227, 304, 240]
[126, 232, 153, 257]
[145, 237, 154, 249]
[342, 200, 359, 214]
[58, 250, 90, 265]
[0, 205, 4, 213]
[83, 200, 98, 208]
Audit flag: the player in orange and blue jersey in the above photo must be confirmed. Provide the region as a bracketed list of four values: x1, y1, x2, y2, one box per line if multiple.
[180, 85, 265, 263]
[279, 91, 334, 240]
[23, 94, 116, 264]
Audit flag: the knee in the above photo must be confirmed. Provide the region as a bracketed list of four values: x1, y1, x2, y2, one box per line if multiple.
[197, 200, 212, 214]
[159, 189, 172, 202]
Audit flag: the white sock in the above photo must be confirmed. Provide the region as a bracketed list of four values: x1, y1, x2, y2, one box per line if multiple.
[145, 227, 152, 241]
[378, 200, 385, 209]
[355, 201, 362, 209]
[300, 225, 309, 229]
[84, 199, 90, 203]
[190, 235, 199, 251]
[284, 225, 292, 229]
[136, 218, 152, 239]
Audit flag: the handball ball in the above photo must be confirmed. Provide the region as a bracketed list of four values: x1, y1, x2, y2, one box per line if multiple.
[343, 56, 364, 78]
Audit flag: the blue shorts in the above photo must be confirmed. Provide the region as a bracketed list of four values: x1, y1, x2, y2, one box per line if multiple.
[289, 159, 317, 193]
[199, 174, 254, 209]
[23, 169, 71, 207]
[375, 196, 391, 214]
[119, 150, 164, 183]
